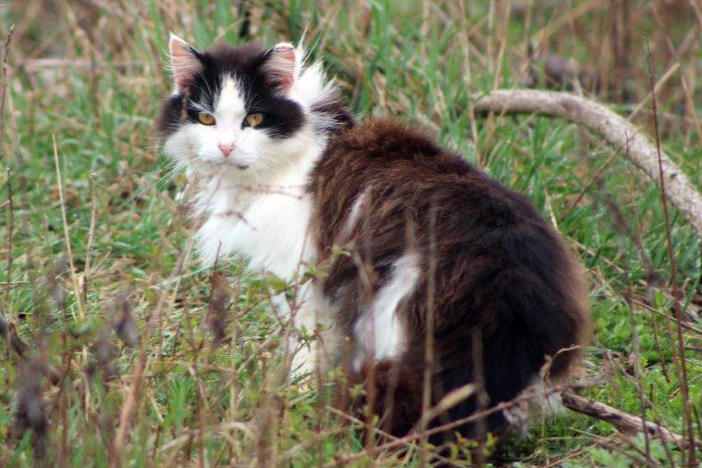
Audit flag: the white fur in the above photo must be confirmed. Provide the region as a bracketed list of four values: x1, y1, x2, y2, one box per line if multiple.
[164, 42, 346, 377]
[213, 76, 246, 152]
[194, 160, 318, 278]
[285, 281, 343, 376]
[353, 252, 420, 371]
[503, 377, 564, 434]
[341, 190, 367, 239]
[289, 45, 345, 133]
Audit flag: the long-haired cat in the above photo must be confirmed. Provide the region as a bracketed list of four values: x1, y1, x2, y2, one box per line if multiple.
[157, 35, 590, 445]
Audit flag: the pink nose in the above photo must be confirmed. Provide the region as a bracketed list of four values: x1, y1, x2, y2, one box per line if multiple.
[218, 143, 235, 157]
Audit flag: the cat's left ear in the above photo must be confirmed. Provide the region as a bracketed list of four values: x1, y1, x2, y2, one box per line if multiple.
[262, 43, 296, 94]
[168, 34, 202, 91]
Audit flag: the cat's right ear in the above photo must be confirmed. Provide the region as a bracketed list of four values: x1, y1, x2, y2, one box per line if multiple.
[168, 34, 201, 91]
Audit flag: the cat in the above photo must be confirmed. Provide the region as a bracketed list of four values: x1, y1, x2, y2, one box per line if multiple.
[157, 35, 591, 443]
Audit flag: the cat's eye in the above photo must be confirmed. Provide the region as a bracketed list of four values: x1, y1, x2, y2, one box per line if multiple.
[244, 113, 264, 128]
[198, 112, 215, 125]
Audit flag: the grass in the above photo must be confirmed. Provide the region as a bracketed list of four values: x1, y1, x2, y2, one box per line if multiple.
[1, 0, 701, 466]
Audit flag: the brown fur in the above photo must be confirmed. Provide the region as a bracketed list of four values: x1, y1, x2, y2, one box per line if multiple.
[308, 118, 590, 440]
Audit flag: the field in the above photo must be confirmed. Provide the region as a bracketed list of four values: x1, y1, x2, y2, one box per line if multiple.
[1, 1, 701, 466]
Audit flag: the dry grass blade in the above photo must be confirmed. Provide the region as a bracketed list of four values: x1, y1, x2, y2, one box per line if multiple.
[412, 383, 476, 433]
[0, 24, 14, 164]
[51, 134, 85, 319]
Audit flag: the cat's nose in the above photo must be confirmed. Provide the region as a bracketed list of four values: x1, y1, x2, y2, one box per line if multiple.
[218, 143, 235, 157]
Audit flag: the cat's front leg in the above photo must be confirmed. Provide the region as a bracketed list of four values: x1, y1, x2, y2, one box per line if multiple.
[284, 282, 343, 379]
[196, 215, 240, 267]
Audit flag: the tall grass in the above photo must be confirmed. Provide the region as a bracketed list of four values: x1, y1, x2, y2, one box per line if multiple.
[1, 1, 701, 466]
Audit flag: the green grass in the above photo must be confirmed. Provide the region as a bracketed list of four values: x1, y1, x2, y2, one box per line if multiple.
[1, 1, 701, 466]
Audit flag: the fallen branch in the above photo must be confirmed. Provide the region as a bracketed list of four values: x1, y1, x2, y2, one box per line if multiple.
[562, 391, 696, 448]
[473, 89, 702, 237]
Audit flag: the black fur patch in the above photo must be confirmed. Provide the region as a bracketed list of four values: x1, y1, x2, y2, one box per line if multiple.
[156, 43, 305, 139]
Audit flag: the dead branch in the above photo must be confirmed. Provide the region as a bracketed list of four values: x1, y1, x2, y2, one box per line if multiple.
[562, 390, 697, 448]
[0, 24, 14, 165]
[473, 89, 702, 237]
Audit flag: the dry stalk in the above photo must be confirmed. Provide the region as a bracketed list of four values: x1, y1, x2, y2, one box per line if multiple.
[4, 168, 13, 307]
[1, 25, 14, 323]
[627, 62, 680, 121]
[456, 1, 480, 165]
[472, 89, 702, 237]
[51, 135, 85, 320]
[418, 201, 437, 467]
[0, 24, 14, 164]
[82, 172, 98, 304]
[646, 41, 696, 466]
[531, 0, 604, 47]
[412, 383, 476, 433]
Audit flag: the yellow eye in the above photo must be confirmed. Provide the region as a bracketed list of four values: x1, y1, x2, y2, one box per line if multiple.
[245, 113, 264, 128]
[198, 112, 215, 125]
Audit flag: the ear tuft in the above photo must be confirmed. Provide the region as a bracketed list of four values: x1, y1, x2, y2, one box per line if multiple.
[169, 34, 201, 91]
[263, 42, 296, 93]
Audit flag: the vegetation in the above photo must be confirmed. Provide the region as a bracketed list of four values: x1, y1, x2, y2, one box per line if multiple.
[1, 1, 701, 466]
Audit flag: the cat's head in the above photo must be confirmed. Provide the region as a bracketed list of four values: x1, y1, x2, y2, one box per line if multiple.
[157, 35, 350, 182]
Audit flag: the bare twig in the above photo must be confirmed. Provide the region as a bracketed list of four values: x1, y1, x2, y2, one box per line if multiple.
[562, 391, 697, 449]
[0, 25, 14, 165]
[1, 26, 15, 320]
[472, 89, 702, 237]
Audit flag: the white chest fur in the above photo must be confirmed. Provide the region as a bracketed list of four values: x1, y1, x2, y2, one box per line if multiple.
[192, 137, 323, 281]
[196, 184, 317, 280]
